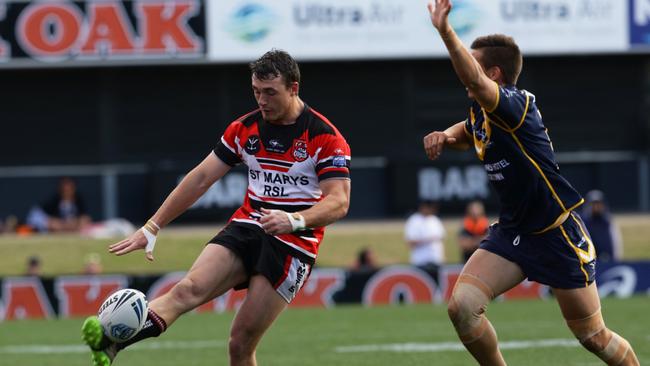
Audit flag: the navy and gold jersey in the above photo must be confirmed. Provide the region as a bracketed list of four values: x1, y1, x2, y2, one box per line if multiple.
[464, 84, 584, 234]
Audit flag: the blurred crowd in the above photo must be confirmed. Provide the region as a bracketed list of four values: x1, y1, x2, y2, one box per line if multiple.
[1, 177, 135, 238]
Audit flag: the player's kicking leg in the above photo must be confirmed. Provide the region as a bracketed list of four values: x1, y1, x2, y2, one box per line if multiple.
[228, 274, 289, 366]
[555, 283, 640, 366]
[82, 244, 247, 365]
[447, 248, 525, 366]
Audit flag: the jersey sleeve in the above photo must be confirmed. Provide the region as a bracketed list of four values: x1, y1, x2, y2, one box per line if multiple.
[486, 86, 530, 130]
[463, 117, 472, 137]
[315, 134, 351, 181]
[213, 121, 243, 167]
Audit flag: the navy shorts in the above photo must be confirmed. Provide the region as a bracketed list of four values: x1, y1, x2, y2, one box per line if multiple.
[208, 222, 314, 303]
[480, 212, 596, 289]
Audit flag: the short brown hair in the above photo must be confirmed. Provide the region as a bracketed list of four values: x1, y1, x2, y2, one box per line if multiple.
[249, 49, 300, 88]
[471, 34, 522, 85]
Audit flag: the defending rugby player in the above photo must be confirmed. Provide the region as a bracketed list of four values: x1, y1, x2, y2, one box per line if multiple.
[423, 1, 639, 365]
[81, 50, 351, 366]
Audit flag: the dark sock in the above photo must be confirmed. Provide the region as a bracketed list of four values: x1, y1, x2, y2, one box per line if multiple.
[116, 309, 167, 351]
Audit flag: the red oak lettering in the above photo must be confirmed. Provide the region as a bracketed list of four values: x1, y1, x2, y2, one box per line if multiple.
[55, 276, 127, 317]
[17, 3, 81, 57]
[362, 266, 437, 306]
[290, 269, 344, 308]
[2, 278, 54, 320]
[81, 3, 135, 55]
[222, 289, 247, 312]
[137, 1, 200, 53]
[503, 280, 545, 300]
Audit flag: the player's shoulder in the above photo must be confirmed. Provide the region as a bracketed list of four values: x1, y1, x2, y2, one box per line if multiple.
[305, 106, 344, 140]
[233, 109, 262, 127]
[502, 85, 536, 102]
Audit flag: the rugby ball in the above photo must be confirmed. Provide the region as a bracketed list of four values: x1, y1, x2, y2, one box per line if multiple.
[98, 288, 148, 343]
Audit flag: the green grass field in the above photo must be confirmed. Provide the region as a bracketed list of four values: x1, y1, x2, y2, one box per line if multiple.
[1, 215, 649, 276]
[1, 298, 648, 366]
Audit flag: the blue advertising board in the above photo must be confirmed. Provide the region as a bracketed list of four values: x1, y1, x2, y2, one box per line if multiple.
[630, 0, 650, 46]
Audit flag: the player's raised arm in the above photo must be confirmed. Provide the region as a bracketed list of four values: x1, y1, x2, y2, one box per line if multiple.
[423, 121, 470, 160]
[428, 0, 498, 110]
[109, 152, 232, 261]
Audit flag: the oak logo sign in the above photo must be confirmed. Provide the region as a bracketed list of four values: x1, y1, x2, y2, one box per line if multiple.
[1, 0, 204, 63]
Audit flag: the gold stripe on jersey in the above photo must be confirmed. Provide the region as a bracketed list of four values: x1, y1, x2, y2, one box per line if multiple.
[533, 199, 585, 234]
[485, 81, 500, 113]
[483, 92, 529, 133]
[509, 131, 567, 211]
[570, 212, 597, 260]
[470, 108, 492, 161]
[511, 93, 530, 131]
[559, 224, 590, 287]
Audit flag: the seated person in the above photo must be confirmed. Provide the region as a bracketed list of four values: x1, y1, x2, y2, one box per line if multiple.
[27, 177, 92, 233]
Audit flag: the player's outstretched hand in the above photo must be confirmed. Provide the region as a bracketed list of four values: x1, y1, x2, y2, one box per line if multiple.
[108, 228, 155, 262]
[423, 131, 457, 160]
[428, 0, 452, 33]
[260, 208, 293, 235]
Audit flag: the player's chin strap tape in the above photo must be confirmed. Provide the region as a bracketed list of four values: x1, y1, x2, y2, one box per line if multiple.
[285, 212, 306, 232]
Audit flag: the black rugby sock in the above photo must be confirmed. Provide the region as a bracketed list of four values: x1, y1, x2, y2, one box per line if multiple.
[116, 309, 167, 351]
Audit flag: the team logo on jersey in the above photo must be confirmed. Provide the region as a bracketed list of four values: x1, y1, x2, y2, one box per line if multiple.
[245, 135, 260, 155]
[292, 139, 308, 162]
[471, 110, 492, 161]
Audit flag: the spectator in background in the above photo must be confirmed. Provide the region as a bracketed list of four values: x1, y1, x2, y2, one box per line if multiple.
[404, 200, 445, 282]
[83, 253, 103, 275]
[582, 190, 623, 262]
[25, 255, 42, 276]
[27, 177, 92, 233]
[457, 201, 489, 263]
[352, 247, 378, 272]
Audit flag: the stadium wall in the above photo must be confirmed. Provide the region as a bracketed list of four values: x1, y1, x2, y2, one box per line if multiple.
[2, 57, 649, 220]
[1, 261, 648, 321]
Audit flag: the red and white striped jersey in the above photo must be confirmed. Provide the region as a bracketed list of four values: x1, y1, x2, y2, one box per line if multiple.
[213, 105, 351, 259]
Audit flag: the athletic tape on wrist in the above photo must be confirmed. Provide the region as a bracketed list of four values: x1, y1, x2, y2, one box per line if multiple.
[285, 212, 306, 232]
[141, 226, 157, 253]
[147, 219, 161, 231]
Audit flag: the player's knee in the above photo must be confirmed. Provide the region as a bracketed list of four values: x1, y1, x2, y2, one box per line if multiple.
[577, 328, 636, 365]
[579, 328, 609, 353]
[564, 309, 635, 364]
[447, 278, 490, 330]
[566, 309, 606, 351]
[170, 277, 206, 307]
[228, 328, 256, 360]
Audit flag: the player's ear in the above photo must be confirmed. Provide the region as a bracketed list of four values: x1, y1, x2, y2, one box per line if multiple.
[290, 82, 299, 96]
[486, 66, 502, 83]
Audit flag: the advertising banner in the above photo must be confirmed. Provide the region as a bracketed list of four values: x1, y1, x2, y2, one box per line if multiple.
[3, 261, 648, 321]
[630, 0, 650, 47]
[207, 0, 628, 62]
[0, 0, 206, 67]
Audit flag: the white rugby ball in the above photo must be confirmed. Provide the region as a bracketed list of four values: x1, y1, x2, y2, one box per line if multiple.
[98, 288, 148, 343]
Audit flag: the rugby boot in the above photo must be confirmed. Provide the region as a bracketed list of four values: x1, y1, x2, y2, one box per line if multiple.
[81, 316, 118, 366]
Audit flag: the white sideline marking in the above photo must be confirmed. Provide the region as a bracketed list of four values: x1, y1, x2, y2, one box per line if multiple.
[0, 340, 224, 354]
[335, 338, 580, 353]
